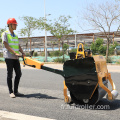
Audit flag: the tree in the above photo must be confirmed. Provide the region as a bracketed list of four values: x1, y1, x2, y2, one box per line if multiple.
[91, 38, 107, 55]
[80, 2, 120, 61]
[51, 41, 56, 51]
[0, 28, 6, 42]
[46, 15, 75, 61]
[63, 43, 69, 55]
[19, 16, 43, 50]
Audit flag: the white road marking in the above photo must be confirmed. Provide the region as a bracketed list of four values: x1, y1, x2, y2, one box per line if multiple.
[0, 110, 55, 120]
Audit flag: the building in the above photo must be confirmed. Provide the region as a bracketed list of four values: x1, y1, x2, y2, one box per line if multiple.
[1, 32, 120, 52]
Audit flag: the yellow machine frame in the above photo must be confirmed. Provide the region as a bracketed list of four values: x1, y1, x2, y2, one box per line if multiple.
[64, 43, 117, 103]
[23, 43, 118, 103]
[76, 43, 85, 59]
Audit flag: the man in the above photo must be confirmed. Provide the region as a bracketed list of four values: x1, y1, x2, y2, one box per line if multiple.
[1, 18, 25, 98]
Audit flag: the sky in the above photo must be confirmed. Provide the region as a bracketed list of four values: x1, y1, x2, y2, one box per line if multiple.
[0, 0, 120, 37]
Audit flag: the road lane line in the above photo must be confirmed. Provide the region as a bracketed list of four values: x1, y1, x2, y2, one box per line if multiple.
[0, 110, 55, 120]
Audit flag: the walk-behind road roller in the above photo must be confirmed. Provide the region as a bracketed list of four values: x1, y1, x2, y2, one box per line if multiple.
[22, 43, 118, 105]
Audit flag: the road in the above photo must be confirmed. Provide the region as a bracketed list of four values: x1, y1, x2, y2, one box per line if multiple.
[0, 65, 120, 120]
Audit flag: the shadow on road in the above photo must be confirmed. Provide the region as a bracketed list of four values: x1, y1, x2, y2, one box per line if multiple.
[19, 93, 63, 100]
[95, 98, 120, 110]
[68, 98, 120, 111]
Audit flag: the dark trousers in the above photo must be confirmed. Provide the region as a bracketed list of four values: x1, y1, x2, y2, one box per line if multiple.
[5, 59, 22, 94]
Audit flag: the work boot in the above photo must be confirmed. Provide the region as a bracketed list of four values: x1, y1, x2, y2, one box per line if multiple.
[9, 93, 16, 98]
[14, 92, 24, 96]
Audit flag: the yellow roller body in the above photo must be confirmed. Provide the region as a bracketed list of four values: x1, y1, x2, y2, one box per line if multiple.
[22, 43, 118, 104]
[23, 57, 44, 69]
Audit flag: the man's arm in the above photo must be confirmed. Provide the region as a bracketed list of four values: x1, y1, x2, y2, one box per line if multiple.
[19, 45, 25, 55]
[2, 32, 20, 56]
[4, 41, 20, 56]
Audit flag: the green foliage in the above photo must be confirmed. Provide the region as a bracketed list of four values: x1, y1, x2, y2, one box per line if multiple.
[40, 52, 45, 56]
[25, 53, 30, 57]
[69, 48, 77, 53]
[90, 38, 119, 55]
[49, 51, 63, 57]
[107, 57, 112, 63]
[84, 44, 90, 49]
[36, 17, 45, 30]
[63, 43, 69, 51]
[0, 60, 4, 63]
[19, 16, 43, 37]
[53, 58, 65, 63]
[91, 38, 106, 55]
[96, 38, 104, 46]
[46, 16, 75, 39]
[0, 53, 3, 57]
[45, 16, 75, 61]
[33, 52, 38, 56]
[109, 45, 115, 55]
[98, 45, 107, 56]
[19, 16, 44, 49]
[116, 60, 120, 64]
[0, 28, 6, 42]
[109, 42, 119, 55]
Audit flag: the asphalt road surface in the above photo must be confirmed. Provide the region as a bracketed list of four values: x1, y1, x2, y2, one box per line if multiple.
[0, 67, 120, 120]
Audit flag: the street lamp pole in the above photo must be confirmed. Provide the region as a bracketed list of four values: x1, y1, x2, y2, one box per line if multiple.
[75, 33, 77, 48]
[44, 0, 47, 62]
[75, 20, 77, 48]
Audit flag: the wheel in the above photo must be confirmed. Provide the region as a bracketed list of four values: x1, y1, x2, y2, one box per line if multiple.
[70, 92, 83, 104]
[64, 94, 73, 104]
[83, 99, 89, 104]
[70, 88, 99, 105]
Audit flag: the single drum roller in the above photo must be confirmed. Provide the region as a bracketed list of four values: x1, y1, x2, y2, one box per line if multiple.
[63, 56, 118, 104]
[22, 43, 118, 105]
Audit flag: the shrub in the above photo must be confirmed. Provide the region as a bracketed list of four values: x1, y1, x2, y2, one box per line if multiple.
[0, 53, 3, 57]
[33, 52, 38, 56]
[109, 42, 119, 55]
[98, 45, 107, 56]
[49, 51, 63, 57]
[63, 43, 69, 51]
[91, 38, 104, 55]
[91, 38, 120, 56]
[40, 52, 45, 56]
[25, 53, 30, 56]
[106, 57, 112, 63]
[69, 48, 77, 53]
[53, 58, 64, 63]
[116, 60, 120, 64]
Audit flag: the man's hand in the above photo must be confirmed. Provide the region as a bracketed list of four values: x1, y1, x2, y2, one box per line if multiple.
[22, 52, 26, 57]
[14, 53, 22, 57]
[19, 45, 26, 57]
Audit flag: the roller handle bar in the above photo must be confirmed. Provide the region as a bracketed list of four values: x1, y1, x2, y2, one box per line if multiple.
[41, 66, 64, 77]
[22, 56, 36, 68]
[22, 56, 64, 76]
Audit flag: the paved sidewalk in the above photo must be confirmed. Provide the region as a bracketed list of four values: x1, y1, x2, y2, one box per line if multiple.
[0, 110, 55, 120]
